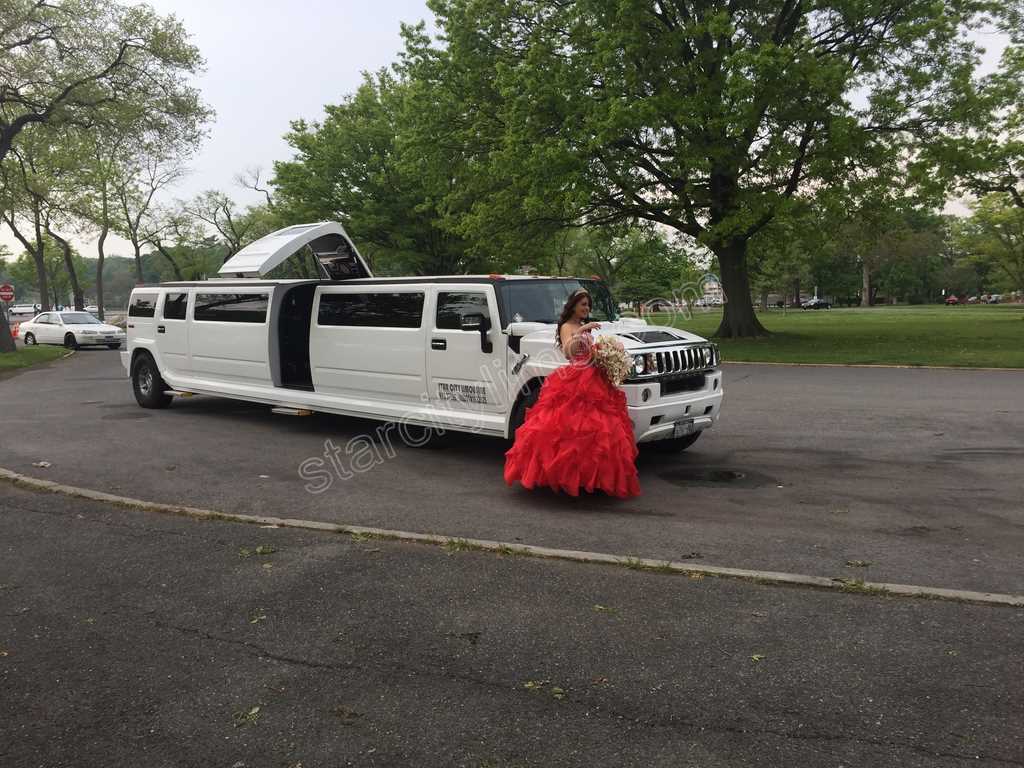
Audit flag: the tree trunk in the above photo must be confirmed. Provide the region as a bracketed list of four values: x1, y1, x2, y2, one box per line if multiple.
[48, 228, 84, 310]
[0, 310, 16, 353]
[133, 244, 144, 284]
[759, 290, 769, 312]
[713, 240, 769, 338]
[861, 262, 872, 307]
[155, 243, 184, 280]
[96, 234, 106, 320]
[32, 209, 51, 311]
[793, 278, 801, 308]
[2, 210, 50, 311]
[96, 192, 108, 320]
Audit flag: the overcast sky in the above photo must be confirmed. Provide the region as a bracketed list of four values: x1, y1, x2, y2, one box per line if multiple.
[143, 0, 434, 206]
[0, 4, 1010, 258]
[2, 0, 436, 256]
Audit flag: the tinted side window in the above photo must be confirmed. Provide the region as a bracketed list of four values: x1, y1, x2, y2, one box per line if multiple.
[163, 293, 188, 320]
[129, 293, 157, 318]
[194, 293, 269, 323]
[436, 292, 490, 330]
[318, 292, 424, 328]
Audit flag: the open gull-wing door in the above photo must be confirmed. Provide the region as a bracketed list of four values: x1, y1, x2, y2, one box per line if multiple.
[218, 222, 373, 279]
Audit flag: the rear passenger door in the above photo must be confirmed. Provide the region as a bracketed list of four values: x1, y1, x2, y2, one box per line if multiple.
[189, 290, 272, 385]
[427, 287, 507, 414]
[157, 292, 190, 376]
[310, 287, 427, 405]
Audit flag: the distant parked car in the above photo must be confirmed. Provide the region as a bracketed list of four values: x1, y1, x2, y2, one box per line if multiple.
[6, 304, 39, 323]
[19, 311, 125, 349]
[987, 294, 1003, 304]
[85, 305, 100, 314]
[801, 298, 831, 310]
[967, 296, 979, 304]
[945, 295, 960, 305]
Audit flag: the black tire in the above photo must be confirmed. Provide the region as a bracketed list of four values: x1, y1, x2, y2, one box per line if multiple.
[63, 333, 79, 350]
[107, 344, 121, 350]
[507, 383, 541, 445]
[648, 431, 702, 453]
[131, 353, 173, 409]
[23, 332, 35, 346]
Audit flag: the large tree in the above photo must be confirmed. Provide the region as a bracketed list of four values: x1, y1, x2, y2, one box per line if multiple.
[955, 194, 1024, 293]
[0, 0, 206, 164]
[273, 71, 486, 276]
[403, 0, 1006, 336]
[922, 39, 1024, 210]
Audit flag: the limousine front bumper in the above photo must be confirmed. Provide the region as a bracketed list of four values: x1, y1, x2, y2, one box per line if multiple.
[622, 368, 723, 443]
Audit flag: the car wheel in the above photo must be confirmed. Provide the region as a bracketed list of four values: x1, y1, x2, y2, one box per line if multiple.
[648, 431, 702, 453]
[23, 332, 35, 346]
[131, 353, 173, 409]
[63, 333, 79, 350]
[507, 383, 541, 445]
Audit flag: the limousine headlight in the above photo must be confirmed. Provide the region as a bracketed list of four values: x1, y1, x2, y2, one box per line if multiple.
[81, 330, 97, 335]
[631, 354, 646, 376]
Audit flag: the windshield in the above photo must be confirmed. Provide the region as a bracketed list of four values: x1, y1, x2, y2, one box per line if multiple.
[60, 312, 100, 324]
[498, 279, 619, 324]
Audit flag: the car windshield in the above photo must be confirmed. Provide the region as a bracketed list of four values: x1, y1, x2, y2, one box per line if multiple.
[60, 312, 101, 324]
[497, 279, 619, 324]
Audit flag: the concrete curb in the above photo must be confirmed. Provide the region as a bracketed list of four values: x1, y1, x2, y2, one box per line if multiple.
[722, 360, 1023, 372]
[2, 467, 1022, 608]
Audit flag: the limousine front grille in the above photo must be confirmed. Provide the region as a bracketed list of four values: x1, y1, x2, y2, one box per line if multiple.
[626, 344, 718, 381]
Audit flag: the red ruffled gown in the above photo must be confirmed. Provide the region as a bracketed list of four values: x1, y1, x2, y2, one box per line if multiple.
[504, 332, 641, 498]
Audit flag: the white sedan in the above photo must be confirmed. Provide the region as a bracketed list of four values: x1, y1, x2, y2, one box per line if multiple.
[20, 311, 125, 349]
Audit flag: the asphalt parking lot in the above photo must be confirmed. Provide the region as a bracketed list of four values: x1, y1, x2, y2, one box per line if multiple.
[2, 483, 1022, 768]
[2, 349, 1023, 767]
[1, 348, 1022, 594]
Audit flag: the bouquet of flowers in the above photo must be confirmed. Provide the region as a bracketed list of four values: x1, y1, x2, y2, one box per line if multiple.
[591, 335, 631, 386]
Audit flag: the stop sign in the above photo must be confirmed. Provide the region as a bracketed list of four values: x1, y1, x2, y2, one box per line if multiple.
[0, 284, 14, 302]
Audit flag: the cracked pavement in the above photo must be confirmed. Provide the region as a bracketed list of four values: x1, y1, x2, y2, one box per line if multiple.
[2, 483, 1022, 767]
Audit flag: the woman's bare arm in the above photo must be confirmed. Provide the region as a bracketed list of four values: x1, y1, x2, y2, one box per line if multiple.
[560, 323, 591, 357]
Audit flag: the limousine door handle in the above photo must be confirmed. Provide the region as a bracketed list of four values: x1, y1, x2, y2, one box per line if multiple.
[431, 338, 447, 351]
[157, 325, 166, 334]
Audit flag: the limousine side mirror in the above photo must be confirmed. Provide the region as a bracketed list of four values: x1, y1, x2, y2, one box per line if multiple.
[461, 313, 492, 353]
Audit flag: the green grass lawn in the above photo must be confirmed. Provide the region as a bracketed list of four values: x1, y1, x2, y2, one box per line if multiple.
[658, 304, 1024, 368]
[0, 345, 70, 375]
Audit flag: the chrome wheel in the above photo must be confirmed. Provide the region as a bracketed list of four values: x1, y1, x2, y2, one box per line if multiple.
[138, 363, 154, 396]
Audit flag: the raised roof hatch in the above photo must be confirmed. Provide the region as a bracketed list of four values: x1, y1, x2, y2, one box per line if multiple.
[218, 221, 373, 279]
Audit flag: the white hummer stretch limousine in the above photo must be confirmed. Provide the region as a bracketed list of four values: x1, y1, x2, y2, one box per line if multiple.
[122, 222, 723, 450]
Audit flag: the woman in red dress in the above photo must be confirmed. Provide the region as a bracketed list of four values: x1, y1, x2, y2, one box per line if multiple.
[504, 288, 641, 498]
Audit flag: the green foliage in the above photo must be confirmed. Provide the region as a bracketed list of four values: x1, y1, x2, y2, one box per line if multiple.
[10, 235, 91, 307]
[0, 0, 209, 164]
[398, 0, 1005, 336]
[918, 41, 1024, 210]
[953, 195, 1024, 293]
[273, 71, 482, 276]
